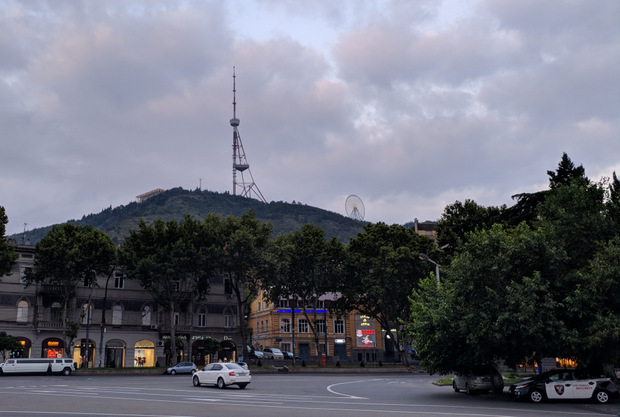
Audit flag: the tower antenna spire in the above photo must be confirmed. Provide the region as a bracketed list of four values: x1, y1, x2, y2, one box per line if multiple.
[229, 67, 266, 203]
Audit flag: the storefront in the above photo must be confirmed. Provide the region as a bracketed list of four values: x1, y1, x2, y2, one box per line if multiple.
[41, 337, 64, 359]
[73, 338, 96, 368]
[10, 337, 31, 358]
[134, 340, 156, 367]
[105, 339, 125, 368]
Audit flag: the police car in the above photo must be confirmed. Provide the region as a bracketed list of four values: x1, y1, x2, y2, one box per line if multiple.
[510, 369, 619, 404]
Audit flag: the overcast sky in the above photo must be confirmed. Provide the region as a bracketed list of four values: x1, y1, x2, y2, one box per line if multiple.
[2, 0, 619, 236]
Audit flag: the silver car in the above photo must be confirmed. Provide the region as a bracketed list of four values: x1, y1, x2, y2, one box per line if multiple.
[453, 365, 504, 394]
[166, 361, 198, 375]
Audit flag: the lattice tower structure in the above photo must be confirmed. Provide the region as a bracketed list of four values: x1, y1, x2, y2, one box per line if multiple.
[230, 67, 266, 203]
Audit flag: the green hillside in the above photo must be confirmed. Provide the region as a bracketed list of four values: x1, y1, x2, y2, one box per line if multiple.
[12, 188, 368, 245]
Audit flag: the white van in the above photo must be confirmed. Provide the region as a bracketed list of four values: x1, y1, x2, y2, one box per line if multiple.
[0, 358, 75, 376]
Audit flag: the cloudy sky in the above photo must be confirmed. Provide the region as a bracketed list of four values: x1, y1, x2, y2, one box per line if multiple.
[2, 0, 619, 236]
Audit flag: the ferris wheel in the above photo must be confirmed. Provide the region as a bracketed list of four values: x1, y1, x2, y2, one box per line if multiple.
[345, 195, 365, 221]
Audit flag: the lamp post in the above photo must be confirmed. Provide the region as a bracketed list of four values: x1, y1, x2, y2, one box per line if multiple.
[419, 253, 440, 283]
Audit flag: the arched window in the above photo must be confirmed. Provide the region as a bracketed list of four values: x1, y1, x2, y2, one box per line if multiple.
[112, 304, 122, 325]
[16, 300, 28, 323]
[81, 303, 93, 324]
[141, 305, 152, 326]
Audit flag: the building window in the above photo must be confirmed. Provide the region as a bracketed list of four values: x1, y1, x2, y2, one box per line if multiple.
[256, 322, 259, 334]
[334, 319, 345, 334]
[51, 302, 62, 323]
[112, 304, 123, 325]
[224, 314, 233, 328]
[224, 278, 232, 295]
[278, 299, 289, 308]
[81, 303, 93, 324]
[281, 318, 291, 333]
[257, 301, 262, 311]
[298, 318, 309, 333]
[142, 305, 152, 326]
[19, 267, 28, 284]
[16, 300, 28, 323]
[280, 342, 291, 352]
[171, 281, 180, 292]
[316, 319, 326, 334]
[198, 310, 206, 327]
[265, 320, 269, 333]
[114, 272, 124, 289]
[316, 300, 325, 309]
[260, 321, 264, 332]
[174, 312, 180, 325]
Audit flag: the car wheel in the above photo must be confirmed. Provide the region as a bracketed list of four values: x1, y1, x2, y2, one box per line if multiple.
[238, 383, 248, 389]
[217, 377, 226, 389]
[466, 383, 473, 395]
[594, 390, 609, 404]
[529, 389, 544, 403]
[453, 381, 460, 393]
[192, 375, 201, 387]
[62, 368, 71, 376]
[171, 370, 176, 375]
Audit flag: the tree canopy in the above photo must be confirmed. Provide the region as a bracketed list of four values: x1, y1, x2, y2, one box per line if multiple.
[337, 222, 437, 363]
[262, 224, 346, 358]
[120, 215, 217, 365]
[26, 223, 117, 356]
[0, 206, 18, 277]
[408, 153, 620, 375]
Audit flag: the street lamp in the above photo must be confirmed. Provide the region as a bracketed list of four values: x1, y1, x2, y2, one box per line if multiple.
[419, 253, 440, 283]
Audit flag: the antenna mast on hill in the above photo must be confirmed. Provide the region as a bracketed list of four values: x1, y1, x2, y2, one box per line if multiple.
[230, 67, 266, 203]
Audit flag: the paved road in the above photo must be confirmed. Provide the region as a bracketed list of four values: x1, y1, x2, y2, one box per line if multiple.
[1, 373, 619, 417]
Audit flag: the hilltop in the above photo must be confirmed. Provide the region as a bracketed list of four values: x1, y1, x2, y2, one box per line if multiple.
[11, 188, 368, 245]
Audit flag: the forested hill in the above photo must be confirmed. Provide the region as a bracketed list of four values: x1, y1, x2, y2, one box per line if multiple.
[12, 188, 368, 245]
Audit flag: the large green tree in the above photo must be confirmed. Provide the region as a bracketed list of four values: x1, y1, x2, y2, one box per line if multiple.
[0, 331, 21, 361]
[263, 224, 345, 360]
[435, 199, 503, 257]
[408, 154, 620, 375]
[0, 206, 18, 277]
[338, 222, 436, 364]
[408, 223, 569, 374]
[26, 224, 117, 356]
[120, 215, 215, 366]
[217, 210, 272, 361]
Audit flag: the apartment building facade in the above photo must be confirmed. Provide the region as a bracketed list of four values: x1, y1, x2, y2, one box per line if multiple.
[247, 289, 392, 363]
[0, 243, 242, 368]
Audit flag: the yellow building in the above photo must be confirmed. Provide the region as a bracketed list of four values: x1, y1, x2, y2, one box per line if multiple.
[247, 290, 388, 363]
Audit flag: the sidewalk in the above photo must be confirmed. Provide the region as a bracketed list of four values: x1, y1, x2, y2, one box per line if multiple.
[75, 363, 425, 376]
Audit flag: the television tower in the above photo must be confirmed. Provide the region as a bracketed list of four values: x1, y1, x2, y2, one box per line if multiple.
[230, 67, 266, 203]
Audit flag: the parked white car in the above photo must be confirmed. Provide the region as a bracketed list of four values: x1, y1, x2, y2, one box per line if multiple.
[263, 348, 284, 360]
[192, 362, 251, 389]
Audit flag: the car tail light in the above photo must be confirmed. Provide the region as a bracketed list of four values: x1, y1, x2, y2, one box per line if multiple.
[229, 371, 236, 376]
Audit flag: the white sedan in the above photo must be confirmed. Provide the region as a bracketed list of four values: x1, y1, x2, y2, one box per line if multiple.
[192, 362, 251, 389]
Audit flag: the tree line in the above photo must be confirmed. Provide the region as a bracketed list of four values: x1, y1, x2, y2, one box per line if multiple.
[2, 153, 619, 373]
